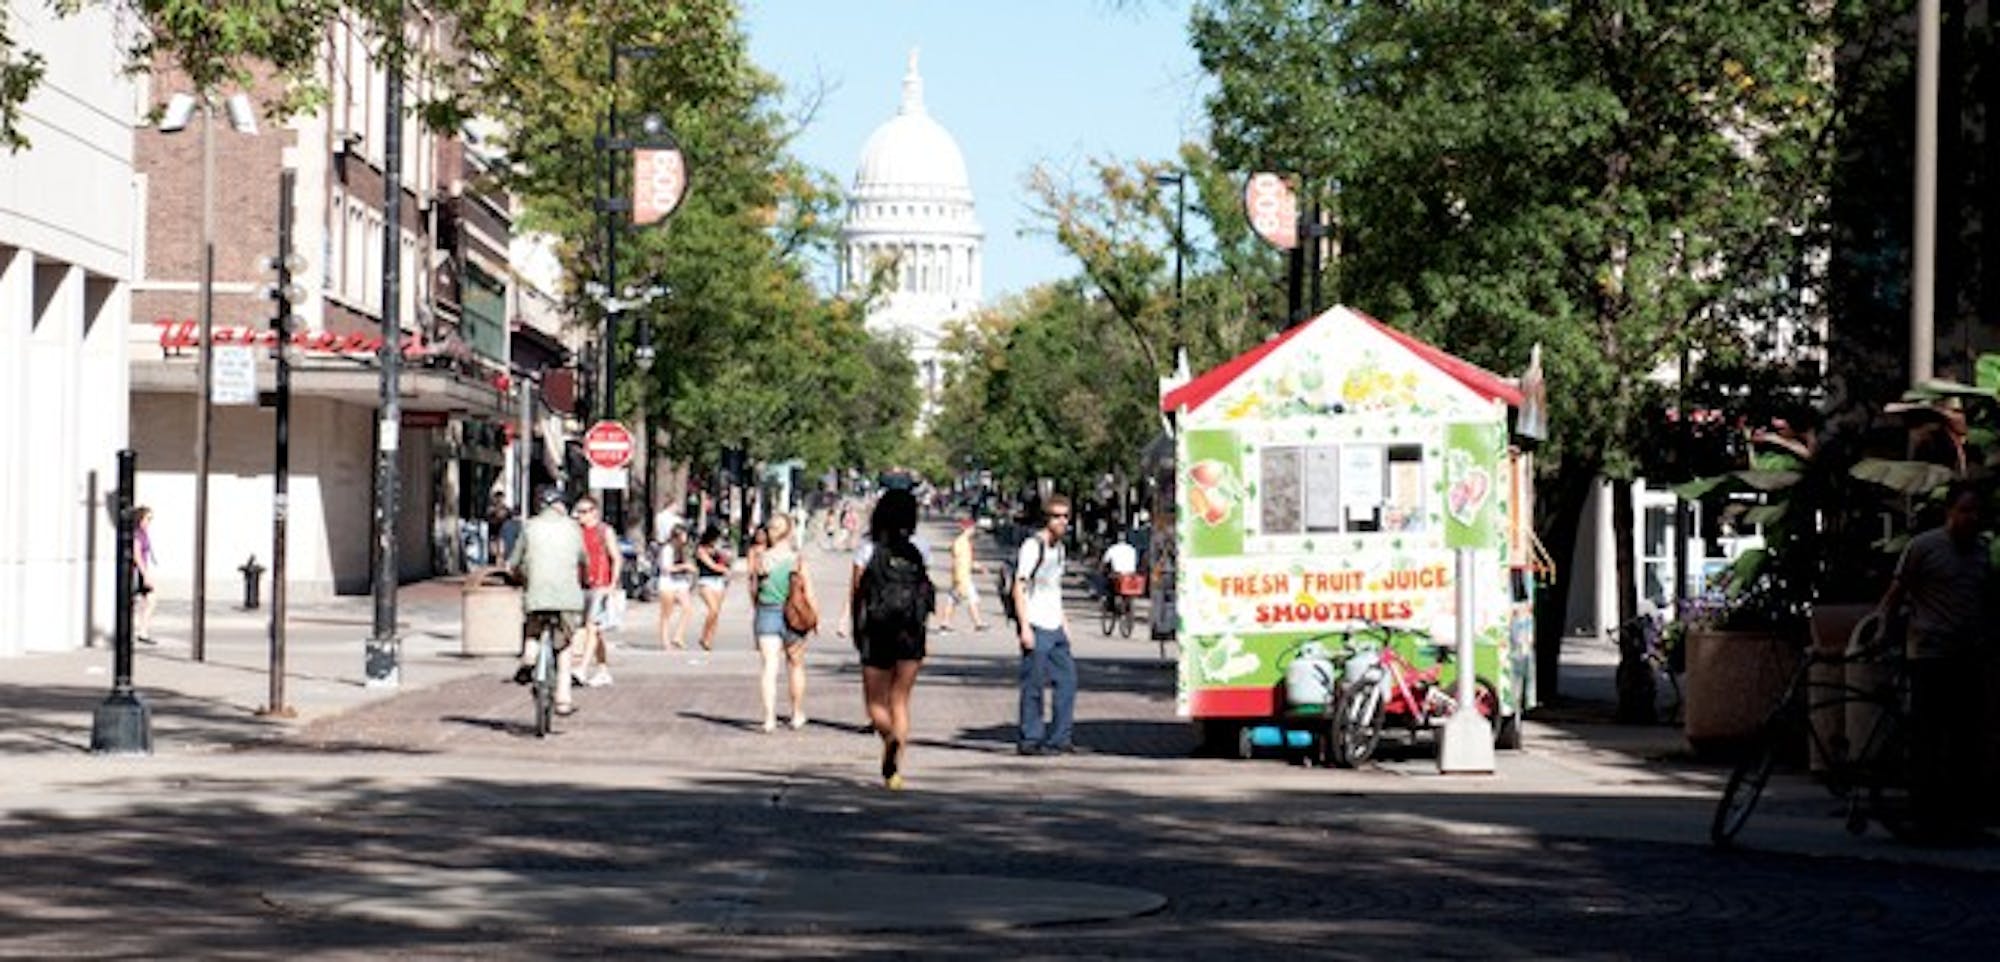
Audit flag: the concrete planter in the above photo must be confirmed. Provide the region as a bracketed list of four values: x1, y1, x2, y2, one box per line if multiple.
[1683, 627, 1800, 758]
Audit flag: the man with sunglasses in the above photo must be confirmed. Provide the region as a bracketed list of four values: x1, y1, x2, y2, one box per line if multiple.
[1011, 494, 1078, 755]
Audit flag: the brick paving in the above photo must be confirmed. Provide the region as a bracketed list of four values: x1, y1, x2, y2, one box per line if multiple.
[5, 523, 2000, 957]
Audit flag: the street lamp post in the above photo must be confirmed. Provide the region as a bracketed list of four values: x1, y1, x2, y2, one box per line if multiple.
[367, 11, 408, 688]
[595, 40, 686, 538]
[595, 43, 669, 536]
[1154, 171, 1187, 364]
[157, 90, 257, 662]
[263, 169, 305, 718]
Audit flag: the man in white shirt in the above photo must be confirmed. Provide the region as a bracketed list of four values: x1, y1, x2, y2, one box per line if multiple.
[1101, 537, 1138, 581]
[1011, 494, 1077, 755]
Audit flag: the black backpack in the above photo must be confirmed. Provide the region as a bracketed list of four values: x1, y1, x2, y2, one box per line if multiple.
[997, 537, 1047, 629]
[858, 537, 935, 639]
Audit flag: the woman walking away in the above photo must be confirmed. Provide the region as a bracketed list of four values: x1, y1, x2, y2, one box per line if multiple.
[752, 516, 817, 733]
[852, 489, 934, 789]
[655, 525, 695, 650]
[133, 506, 158, 643]
[693, 525, 730, 652]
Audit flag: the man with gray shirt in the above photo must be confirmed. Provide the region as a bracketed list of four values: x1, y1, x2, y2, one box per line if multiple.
[510, 486, 589, 717]
[1012, 495, 1078, 755]
[1878, 482, 1992, 840]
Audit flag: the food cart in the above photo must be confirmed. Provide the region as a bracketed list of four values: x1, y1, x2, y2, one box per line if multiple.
[1158, 306, 1537, 756]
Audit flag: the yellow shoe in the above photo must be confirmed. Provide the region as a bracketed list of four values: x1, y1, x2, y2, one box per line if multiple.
[885, 773, 905, 791]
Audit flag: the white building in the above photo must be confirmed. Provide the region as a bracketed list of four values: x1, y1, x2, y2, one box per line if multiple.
[0, 1, 138, 655]
[840, 50, 983, 402]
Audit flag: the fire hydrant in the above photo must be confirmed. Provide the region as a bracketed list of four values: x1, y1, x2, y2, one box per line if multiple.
[239, 555, 265, 610]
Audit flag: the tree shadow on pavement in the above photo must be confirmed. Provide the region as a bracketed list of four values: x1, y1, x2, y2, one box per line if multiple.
[0, 684, 291, 755]
[951, 720, 1196, 759]
[3, 761, 1999, 958]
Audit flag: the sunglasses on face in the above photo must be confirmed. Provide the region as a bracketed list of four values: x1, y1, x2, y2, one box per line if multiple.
[1047, 512, 1070, 520]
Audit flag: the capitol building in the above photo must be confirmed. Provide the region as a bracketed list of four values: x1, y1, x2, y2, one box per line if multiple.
[840, 51, 984, 403]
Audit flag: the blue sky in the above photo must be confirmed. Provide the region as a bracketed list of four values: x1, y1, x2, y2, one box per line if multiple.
[740, 0, 1208, 300]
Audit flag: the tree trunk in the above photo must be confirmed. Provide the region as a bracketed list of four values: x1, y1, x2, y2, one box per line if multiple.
[1610, 476, 1654, 723]
[1610, 477, 1639, 631]
[1532, 463, 1600, 703]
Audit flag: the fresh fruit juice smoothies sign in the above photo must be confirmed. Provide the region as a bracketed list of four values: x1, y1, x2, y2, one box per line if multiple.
[1161, 306, 1526, 720]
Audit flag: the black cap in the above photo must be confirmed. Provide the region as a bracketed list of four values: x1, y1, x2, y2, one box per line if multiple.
[535, 485, 564, 510]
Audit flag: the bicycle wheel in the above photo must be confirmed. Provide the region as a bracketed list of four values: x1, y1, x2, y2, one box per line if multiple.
[1118, 598, 1135, 638]
[1710, 727, 1779, 847]
[533, 632, 555, 738]
[1100, 600, 1116, 636]
[1333, 679, 1385, 767]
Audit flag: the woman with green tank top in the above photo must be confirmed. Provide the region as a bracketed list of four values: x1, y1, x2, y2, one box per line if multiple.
[752, 515, 816, 733]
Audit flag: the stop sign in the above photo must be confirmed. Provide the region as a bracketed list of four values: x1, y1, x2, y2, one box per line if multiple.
[583, 421, 635, 470]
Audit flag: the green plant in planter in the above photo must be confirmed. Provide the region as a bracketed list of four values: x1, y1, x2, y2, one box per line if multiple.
[1675, 404, 1897, 635]
[1675, 440, 1818, 634]
[1848, 354, 2000, 568]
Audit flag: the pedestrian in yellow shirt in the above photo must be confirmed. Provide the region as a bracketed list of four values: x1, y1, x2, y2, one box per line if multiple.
[934, 516, 989, 632]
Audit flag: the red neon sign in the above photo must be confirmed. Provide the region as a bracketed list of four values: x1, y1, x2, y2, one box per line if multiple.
[153, 320, 440, 357]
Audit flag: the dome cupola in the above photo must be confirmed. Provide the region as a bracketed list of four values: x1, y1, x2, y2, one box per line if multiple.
[852, 50, 973, 200]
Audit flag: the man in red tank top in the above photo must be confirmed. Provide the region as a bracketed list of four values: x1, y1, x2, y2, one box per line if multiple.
[572, 495, 622, 688]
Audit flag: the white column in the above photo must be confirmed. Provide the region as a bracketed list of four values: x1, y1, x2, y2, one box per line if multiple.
[77, 276, 132, 649]
[22, 263, 85, 653]
[0, 247, 29, 656]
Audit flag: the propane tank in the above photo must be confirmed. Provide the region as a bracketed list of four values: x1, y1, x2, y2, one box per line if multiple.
[1284, 641, 1338, 714]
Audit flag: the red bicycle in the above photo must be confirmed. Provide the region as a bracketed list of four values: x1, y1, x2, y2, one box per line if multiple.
[1329, 627, 1497, 767]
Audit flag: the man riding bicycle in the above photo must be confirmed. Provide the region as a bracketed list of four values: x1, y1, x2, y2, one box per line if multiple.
[510, 485, 588, 717]
[1099, 534, 1140, 614]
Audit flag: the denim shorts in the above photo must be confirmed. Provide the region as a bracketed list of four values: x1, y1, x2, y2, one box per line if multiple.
[754, 604, 805, 644]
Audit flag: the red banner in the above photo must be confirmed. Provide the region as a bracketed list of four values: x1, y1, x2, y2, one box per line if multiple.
[633, 147, 688, 226]
[1243, 172, 1299, 251]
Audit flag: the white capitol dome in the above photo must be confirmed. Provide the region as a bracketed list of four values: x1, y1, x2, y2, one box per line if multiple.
[841, 49, 983, 406]
[853, 89, 972, 197]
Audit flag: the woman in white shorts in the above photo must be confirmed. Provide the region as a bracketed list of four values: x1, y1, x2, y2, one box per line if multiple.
[693, 525, 730, 651]
[655, 525, 695, 650]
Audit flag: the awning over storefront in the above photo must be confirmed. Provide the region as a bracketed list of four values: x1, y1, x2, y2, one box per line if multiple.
[131, 356, 514, 419]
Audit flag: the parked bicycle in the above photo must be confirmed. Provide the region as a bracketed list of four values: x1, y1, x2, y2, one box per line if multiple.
[1328, 623, 1496, 768]
[1710, 615, 1913, 847]
[1612, 609, 1681, 724]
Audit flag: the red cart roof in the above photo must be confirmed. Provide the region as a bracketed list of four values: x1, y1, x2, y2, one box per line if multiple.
[1159, 306, 1523, 414]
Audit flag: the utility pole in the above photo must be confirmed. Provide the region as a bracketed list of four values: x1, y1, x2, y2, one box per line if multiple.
[192, 97, 215, 662]
[265, 169, 299, 717]
[1307, 192, 1324, 317]
[367, 10, 406, 687]
[1286, 195, 1306, 329]
[1910, 0, 1939, 387]
[600, 38, 626, 534]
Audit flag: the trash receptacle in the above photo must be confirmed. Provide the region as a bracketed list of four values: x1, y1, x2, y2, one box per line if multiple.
[462, 566, 523, 657]
[1808, 605, 1873, 772]
[1843, 612, 1898, 772]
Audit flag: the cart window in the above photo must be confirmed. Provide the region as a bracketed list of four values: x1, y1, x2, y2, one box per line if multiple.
[1257, 442, 1426, 540]
[1261, 447, 1303, 534]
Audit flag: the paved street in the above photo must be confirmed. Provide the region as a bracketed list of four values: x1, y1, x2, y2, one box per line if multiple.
[5, 523, 2000, 958]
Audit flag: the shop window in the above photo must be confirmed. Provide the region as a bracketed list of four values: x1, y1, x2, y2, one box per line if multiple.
[1259, 443, 1426, 537]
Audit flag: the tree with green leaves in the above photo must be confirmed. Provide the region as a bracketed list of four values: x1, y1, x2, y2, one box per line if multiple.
[1028, 143, 1290, 381]
[1190, 0, 1845, 695]
[931, 283, 1157, 498]
[5, 0, 917, 479]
